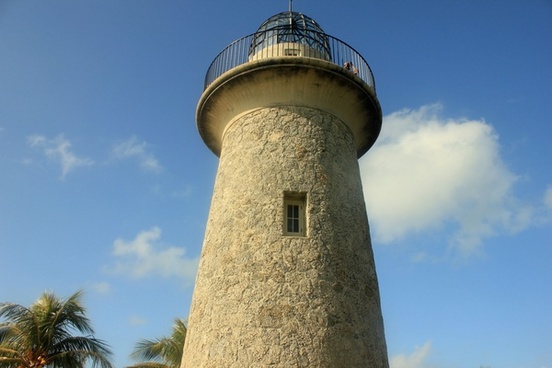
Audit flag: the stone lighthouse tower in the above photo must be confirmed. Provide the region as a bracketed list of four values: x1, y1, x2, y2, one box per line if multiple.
[181, 9, 388, 368]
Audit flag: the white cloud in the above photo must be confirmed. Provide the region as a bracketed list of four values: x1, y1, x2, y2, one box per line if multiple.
[544, 186, 552, 210]
[112, 136, 162, 174]
[107, 226, 199, 285]
[27, 134, 94, 179]
[91, 281, 111, 295]
[360, 104, 532, 257]
[172, 185, 194, 199]
[128, 315, 148, 327]
[390, 341, 432, 368]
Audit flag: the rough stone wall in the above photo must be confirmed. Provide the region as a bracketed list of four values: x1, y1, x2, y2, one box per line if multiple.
[181, 106, 389, 368]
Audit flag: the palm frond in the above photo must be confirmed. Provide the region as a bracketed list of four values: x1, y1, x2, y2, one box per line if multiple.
[0, 355, 24, 368]
[0, 320, 29, 361]
[130, 338, 167, 362]
[52, 335, 113, 357]
[56, 290, 94, 335]
[51, 348, 114, 368]
[0, 303, 29, 321]
[126, 363, 170, 368]
[128, 318, 187, 368]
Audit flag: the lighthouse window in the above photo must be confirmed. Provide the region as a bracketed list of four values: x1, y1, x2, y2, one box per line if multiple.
[283, 193, 306, 236]
[287, 204, 300, 232]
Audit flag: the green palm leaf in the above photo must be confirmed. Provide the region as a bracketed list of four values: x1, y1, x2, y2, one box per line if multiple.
[0, 290, 114, 368]
[128, 318, 187, 368]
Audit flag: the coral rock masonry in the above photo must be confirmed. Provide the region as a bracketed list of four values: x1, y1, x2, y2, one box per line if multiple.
[181, 11, 389, 368]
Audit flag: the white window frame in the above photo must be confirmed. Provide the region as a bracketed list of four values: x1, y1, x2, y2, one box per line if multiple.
[283, 193, 306, 236]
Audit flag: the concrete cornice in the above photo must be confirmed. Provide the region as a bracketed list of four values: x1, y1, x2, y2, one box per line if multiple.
[196, 57, 382, 158]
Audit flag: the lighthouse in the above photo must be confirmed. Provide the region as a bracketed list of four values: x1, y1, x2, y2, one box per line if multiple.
[181, 9, 389, 368]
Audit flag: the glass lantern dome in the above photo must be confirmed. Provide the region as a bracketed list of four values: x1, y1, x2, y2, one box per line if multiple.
[248, 11, 331, 61]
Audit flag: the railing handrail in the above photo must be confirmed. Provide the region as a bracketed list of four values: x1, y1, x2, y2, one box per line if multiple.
[203, 30, 376, 93]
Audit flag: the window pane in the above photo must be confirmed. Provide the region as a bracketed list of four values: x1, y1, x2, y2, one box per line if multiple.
[284, 195, 306, 236]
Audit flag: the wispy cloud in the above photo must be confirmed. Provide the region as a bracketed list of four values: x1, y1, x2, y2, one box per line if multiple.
[390, 341, 432, 368]
[360, 104, 533, 257]
[111, 136, 162, 174]
[171, 185, 194, 199]
[106, 226, 199, 285]
[27, 134, 94, 179]
[544, 186, 552, 211]
[128, 315, 148, 327]
[90, 281, 111, 295]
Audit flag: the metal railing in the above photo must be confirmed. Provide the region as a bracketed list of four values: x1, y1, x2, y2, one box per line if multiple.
[203, 30, 376, 92]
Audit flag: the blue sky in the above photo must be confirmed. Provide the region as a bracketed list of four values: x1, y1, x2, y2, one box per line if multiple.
[1, 1, 551, 367]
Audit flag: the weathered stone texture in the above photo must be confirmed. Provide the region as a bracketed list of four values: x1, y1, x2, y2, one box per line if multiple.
[181, 106, 388, 368]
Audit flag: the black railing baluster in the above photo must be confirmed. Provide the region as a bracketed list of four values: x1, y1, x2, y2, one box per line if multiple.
[203, 30, 375, 94]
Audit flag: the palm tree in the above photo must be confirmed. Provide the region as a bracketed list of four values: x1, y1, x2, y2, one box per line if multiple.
[0, 290, 113, 368]
[127, 318, 187, 368]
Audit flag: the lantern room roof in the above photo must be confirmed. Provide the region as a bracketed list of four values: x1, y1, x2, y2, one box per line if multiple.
[254, 11, 326, 34]
[250, 11, 331, 61]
